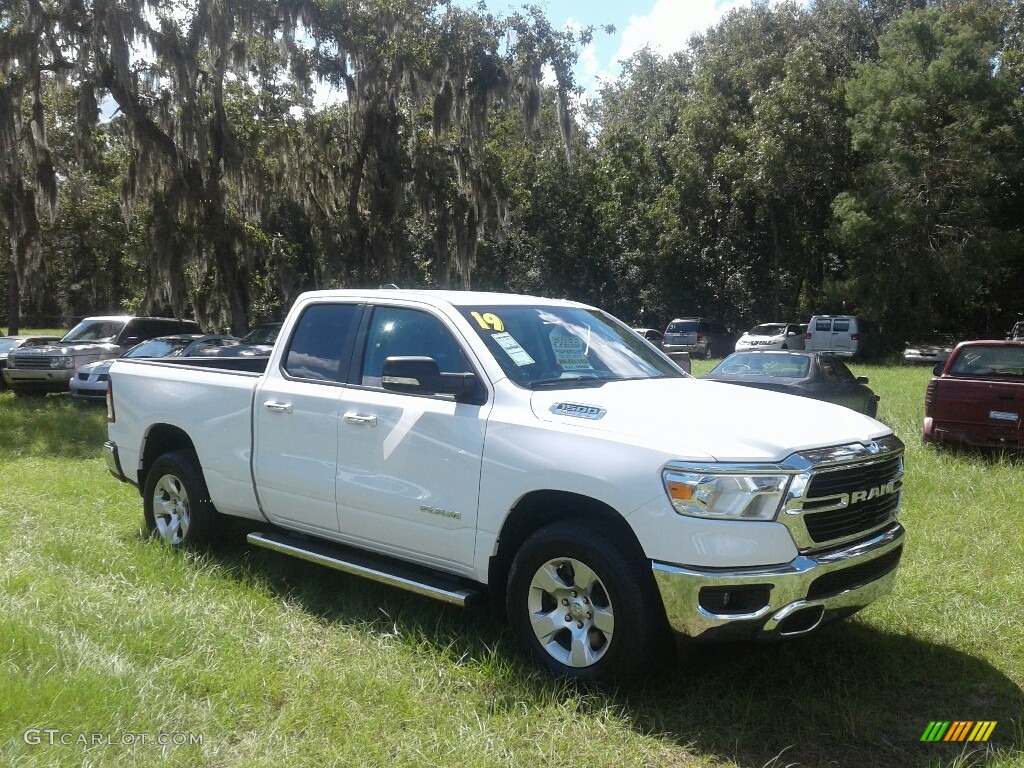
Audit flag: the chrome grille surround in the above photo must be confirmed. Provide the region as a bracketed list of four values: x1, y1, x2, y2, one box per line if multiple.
[778, 435, 905, 552]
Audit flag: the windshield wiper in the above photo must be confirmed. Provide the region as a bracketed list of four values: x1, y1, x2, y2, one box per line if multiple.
[527, 374, 611, 390]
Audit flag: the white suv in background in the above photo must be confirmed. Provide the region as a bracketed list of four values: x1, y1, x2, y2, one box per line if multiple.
[735, 322, 806, 352]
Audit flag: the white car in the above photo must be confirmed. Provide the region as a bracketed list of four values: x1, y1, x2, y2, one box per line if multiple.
[735, 323, 806, 352]
[902, 334, 956, 365]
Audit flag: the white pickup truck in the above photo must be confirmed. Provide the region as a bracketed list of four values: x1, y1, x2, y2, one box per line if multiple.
[104, 289, 906, 681]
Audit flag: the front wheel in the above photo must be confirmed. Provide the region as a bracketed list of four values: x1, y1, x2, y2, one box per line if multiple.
[143, 450, 220, 548]
[506, 520, 669, 682]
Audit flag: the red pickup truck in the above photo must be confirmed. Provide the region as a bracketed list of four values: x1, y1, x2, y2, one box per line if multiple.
[923, 340, 1024, 450]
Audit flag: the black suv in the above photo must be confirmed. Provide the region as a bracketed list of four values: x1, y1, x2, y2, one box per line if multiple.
[664, 318, 735, 360]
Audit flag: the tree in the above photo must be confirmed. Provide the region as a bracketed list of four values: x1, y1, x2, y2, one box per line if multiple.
[0, 0, 64, 332]
[834, 0, 1024, 341]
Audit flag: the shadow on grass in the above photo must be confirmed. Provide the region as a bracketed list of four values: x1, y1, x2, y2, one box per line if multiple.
[0, 392, 107, 461]
[196, 533, 1022, 768]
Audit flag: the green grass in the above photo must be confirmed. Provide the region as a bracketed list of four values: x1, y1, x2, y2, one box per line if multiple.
[1, 364, 1022, 767]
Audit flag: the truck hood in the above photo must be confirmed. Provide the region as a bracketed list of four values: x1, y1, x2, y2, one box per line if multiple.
[529, 377, 889, 463]
[11, 342, 119, 356]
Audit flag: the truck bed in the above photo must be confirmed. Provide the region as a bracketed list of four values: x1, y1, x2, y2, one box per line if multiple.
[108, 357, 264, 518]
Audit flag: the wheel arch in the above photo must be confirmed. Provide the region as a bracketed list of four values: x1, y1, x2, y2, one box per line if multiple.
[488, 490, 649, 595]
[139, 424, 198, 492]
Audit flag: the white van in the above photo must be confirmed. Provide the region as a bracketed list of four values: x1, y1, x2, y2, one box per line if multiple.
[804, 315, 873, 358]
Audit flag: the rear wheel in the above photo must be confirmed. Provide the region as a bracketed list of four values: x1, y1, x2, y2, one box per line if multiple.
[506, 520, 669, 682]
[143, 450, 220, 548]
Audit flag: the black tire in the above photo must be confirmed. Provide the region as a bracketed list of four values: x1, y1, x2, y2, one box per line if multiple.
[143, 450, 220, 548]
[506, 519, 670, 683]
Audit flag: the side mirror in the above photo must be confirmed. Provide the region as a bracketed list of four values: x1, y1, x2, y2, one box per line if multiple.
[382, 356, 480, 401]
[933, 363, 944, 376]
[857, 376, 869, 384]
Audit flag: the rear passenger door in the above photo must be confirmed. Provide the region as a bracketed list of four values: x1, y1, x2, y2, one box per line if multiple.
[334, 304, 489, 572]
[253, 302, 362, 533]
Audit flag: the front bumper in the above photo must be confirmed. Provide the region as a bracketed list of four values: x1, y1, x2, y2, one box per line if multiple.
[653, 522, 905, 640]
[4, 368, 74, 392]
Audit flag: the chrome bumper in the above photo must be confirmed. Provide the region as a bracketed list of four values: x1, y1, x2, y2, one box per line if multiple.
[653, 523, 905, 640]
[103, 440, 134, 487]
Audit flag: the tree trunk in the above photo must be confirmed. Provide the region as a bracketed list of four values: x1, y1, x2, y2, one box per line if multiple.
[6, 261, 18, 335]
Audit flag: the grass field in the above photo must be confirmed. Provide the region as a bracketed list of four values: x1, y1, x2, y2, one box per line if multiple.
[1, 358, 1021, 767]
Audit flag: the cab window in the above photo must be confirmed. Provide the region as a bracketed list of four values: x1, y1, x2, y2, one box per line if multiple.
[360, 307, 473, 388]
[284, 304, 361, 382]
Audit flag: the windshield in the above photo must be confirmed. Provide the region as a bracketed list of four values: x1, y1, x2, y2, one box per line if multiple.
[711, 352, 811, 379]
[950, 346, 1024, 377]
[666, 320, 698, 335]
[458, 305, 684, 389]
[124, 338, 195, 358]
[242, 324, 281, 345]
[61, 319, 127, 343]
[749, 324, 786, 336]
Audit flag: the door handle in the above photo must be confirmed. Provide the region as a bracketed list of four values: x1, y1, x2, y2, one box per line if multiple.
[264, 401, 293, 413]
[344, 412, 377, 427]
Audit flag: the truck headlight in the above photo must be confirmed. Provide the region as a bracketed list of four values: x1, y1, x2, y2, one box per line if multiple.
[663, 470, 790, 521]
[50, 356, 75, 369]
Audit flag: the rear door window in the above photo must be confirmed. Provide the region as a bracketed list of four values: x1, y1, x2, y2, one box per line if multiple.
[833, 319, 851, 333]
[283, 303, 361, 382]
[814, 319, 832, 332]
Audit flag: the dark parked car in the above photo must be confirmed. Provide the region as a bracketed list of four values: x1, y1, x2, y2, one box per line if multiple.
[924, 340, 1023, 450]
[201, 322, 281, 357]
[702, 350, 880, 417]
[664, 317, 734, 359]
[0, 335, 63, 390]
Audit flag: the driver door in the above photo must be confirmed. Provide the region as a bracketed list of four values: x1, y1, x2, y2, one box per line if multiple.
[334, 305, 489, 572]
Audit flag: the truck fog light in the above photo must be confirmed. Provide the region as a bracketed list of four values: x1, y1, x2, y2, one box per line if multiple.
[699, 585, 772, 615]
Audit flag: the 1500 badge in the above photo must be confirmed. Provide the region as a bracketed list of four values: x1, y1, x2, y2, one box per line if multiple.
[550, 402, 607, 420]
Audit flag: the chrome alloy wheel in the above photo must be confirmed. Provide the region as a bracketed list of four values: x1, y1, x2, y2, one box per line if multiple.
[527, 557, 615, 668]
[151, 473, 191, 546]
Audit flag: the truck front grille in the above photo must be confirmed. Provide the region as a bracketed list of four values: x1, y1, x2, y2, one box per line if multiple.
[782, 438, 905, 551]
[805, 455, 903, 498]
[804, 494, 900, 543]
[11, 357, 53, 370]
